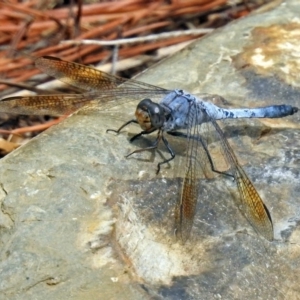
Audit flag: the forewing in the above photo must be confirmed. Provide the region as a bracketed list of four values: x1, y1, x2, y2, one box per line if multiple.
[175, 103, 208, 243]
[0, 56, 170, 115]
[35, 56, 166, 92]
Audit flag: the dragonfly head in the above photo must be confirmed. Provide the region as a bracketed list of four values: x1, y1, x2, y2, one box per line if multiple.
[135, 99, 166, 131]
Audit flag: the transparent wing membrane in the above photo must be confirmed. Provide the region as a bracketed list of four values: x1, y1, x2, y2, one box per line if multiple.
[175, 105, 273, 242]
[210, 118, 273, 240]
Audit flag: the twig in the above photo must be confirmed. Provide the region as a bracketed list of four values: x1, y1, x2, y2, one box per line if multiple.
[60, 29, 214, 47]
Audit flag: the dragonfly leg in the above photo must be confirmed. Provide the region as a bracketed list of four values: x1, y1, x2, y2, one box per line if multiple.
[125, 130, 161, 159]
[106, 119, 137, 134]
[129, 127, 157, 142]
[156, 135, 175, 174]
[167, 131, 233, 178]
[125, 130, 175, 174]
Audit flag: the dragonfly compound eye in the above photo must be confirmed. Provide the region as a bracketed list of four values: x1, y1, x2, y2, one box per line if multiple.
[135, 99, 165, 131]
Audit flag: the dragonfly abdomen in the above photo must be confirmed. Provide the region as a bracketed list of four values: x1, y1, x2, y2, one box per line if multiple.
[209, 104, 298, 120]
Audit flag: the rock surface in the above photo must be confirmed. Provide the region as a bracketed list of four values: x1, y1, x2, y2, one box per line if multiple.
[1, 1, 300, 299]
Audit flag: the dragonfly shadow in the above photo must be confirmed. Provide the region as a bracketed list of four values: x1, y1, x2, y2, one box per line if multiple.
[221, 122, 292, 141]
[124, 131, 187, 171]
[120, 118, 292, 178]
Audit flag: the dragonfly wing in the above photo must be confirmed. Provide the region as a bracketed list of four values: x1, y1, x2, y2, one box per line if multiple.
[234, 164, 273, 240]
[0, 94, 95, 115]
[0, 87, 171, 116]
[175, 103, 206, 243]
[210, 118, 273, 241]
[0, 56, 171, 115]
[35, 56, 167, 92]
[175, 149, 198, 243]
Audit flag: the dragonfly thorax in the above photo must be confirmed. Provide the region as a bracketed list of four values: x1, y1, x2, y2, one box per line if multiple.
[135, 99, 166, 131]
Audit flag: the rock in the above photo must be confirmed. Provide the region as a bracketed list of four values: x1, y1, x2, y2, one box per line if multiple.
[1, 0, 300, 299]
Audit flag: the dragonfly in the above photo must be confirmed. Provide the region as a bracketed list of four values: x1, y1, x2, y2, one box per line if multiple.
[0, 56, 298, 242]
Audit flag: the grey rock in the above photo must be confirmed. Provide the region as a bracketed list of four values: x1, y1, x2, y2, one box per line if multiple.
[1, 0, 300, 299]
